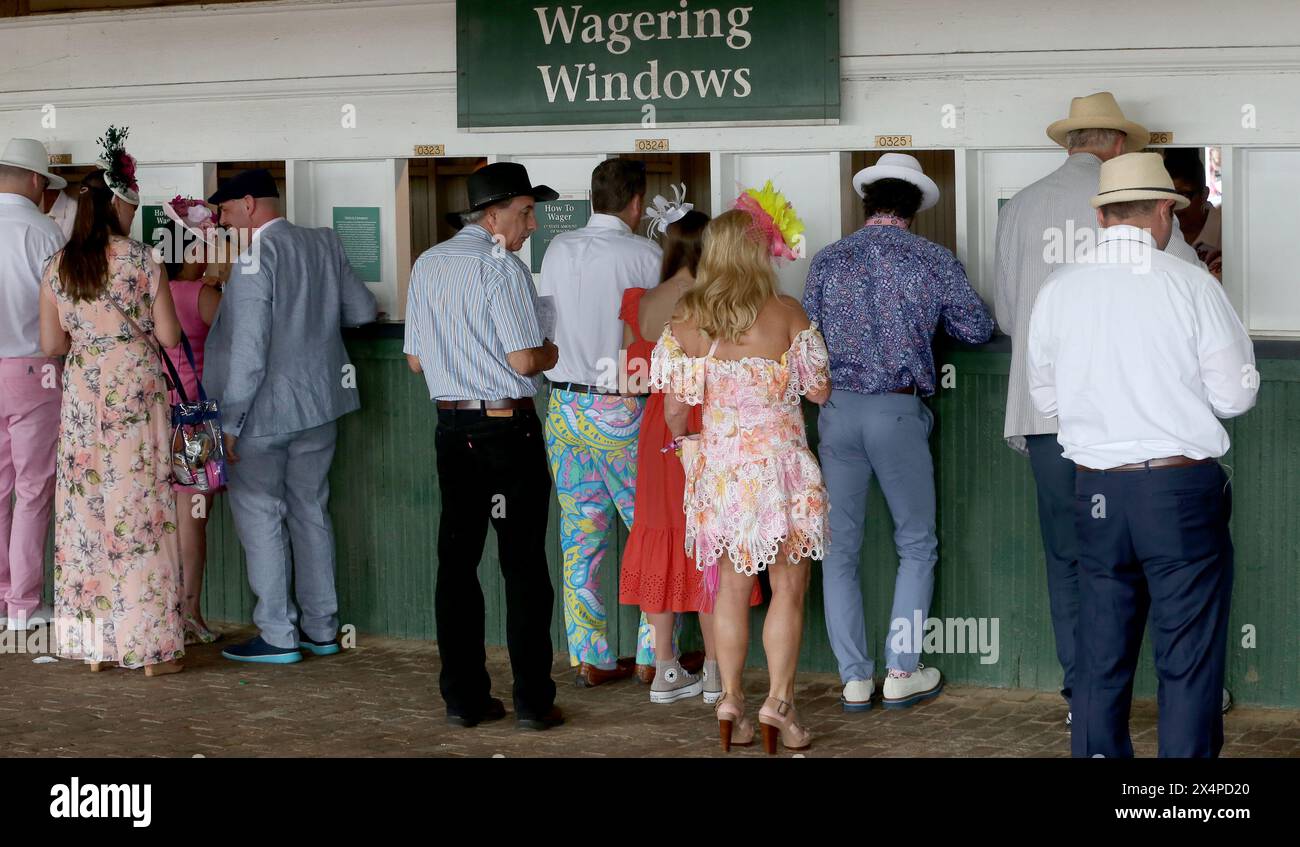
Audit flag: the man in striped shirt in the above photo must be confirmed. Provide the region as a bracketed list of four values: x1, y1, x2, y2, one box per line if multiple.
[404, 162, 563, 732]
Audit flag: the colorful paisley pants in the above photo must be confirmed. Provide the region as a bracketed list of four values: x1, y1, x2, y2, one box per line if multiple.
[545, 390, 679, 668]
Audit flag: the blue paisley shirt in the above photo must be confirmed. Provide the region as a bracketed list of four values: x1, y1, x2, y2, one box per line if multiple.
[803, 223, 993, 396]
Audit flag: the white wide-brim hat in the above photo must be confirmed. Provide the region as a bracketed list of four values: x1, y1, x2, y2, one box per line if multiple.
[1091, 152, 1190, 210]
[852, 153, 940, 212]
[1047, 92, 1149, 154]
[0, 138, 67, 190]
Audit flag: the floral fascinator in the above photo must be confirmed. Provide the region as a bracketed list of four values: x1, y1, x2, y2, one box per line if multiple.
[95, 125, 139, 205]
[644, 182, 694, 240]
[164, 195, 220, 243]
[734, 180, 805, 261]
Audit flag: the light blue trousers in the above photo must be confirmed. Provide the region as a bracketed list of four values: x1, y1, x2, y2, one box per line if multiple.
[817, 390, 938, 681]
[226, 420, 341, 649]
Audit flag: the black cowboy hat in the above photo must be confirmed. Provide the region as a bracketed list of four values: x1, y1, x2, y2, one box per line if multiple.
[446, 162, 558, 228]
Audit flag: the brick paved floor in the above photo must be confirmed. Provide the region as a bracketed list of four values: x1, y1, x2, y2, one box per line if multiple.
[1, 626, 1297, 758]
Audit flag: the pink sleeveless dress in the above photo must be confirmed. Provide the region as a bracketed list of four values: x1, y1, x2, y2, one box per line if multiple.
[165, 278, 223, 494]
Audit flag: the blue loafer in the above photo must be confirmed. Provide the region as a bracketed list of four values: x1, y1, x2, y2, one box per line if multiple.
[222, 636, 303, 664]
[298, 634, 341, 657]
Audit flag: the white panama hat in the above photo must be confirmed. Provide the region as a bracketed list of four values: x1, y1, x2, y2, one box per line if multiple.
[852, 153, 939, 213]
[0, 138, 68, 190]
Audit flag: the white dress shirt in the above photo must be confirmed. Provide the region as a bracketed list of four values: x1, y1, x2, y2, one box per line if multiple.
[0, 192, 67, 358]
[994, 153, 1206, 449]
[536, 212, 661, 388]
[1026, 225, 1257, 469]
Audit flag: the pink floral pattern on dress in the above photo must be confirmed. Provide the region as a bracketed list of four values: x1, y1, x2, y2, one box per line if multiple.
[43, 236, 185, 669]
[650, 325, 830, 597]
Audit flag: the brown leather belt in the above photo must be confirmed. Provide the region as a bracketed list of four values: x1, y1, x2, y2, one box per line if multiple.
[436, 397, 534, 417]
[1077, 455, 1215, 473]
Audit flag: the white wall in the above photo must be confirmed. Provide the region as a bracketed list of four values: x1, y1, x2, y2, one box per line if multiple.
[4, 0, 1299, 332]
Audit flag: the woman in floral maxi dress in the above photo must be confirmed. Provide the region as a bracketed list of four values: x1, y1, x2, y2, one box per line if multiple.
[39, 169, 186, 675]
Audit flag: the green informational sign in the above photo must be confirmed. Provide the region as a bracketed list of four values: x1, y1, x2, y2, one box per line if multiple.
[458, 1, 840, 128]
[531, 198, 591, 273]
[332, 206, 382, 282]
[142, 205, 170, 248]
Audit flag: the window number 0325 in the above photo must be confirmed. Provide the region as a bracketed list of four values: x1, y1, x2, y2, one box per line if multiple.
[875, 135, 912, 148]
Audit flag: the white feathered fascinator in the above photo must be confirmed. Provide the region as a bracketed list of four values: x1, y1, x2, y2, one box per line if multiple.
[644, 183, 694, 241]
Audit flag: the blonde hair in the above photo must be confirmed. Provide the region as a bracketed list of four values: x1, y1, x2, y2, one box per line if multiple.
[675, 209, 777, 343]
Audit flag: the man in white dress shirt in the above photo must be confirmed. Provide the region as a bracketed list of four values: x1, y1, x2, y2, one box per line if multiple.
[1027, 152, 1257, 758]
[0, 138, 68, 631]
[537, 158, 665, 687]
[994, 92, 1211, 721]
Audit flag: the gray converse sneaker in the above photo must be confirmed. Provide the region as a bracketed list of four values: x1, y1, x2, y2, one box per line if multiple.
[702, 661, 722, 705]
[650, 661, 704, 704]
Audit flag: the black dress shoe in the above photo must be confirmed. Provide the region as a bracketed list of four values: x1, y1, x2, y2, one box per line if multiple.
[516, 706, 565, 731]
[446, 698, 507, 728]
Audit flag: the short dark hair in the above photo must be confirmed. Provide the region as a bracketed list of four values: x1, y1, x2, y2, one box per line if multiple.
[862, 178, 923, 220]
[1163, 148, 1207, 190]
[1100, 199, 1163, 222]
[592, 159, 646, 214]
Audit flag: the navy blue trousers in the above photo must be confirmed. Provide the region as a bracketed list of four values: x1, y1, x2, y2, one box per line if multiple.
[1026, 434, 1080, 705]
[1070, 462, 1234, 758]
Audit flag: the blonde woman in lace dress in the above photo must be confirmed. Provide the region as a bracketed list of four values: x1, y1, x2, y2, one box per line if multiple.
[651, 209, 831, 753]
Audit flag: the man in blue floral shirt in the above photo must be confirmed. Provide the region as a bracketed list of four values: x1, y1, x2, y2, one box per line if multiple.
[803, 153, 993, 714]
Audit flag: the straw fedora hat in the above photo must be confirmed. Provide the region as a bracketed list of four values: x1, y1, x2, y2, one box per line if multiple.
[0, 138, 67, 189]
[1047, 92, 1149, 154]
[1091, 152, 1190, 210]
[852, 153, 940, 212]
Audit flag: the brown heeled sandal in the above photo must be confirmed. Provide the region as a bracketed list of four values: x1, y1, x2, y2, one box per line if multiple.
[758, 696, 811, 754]
[715, 692, 755, 752]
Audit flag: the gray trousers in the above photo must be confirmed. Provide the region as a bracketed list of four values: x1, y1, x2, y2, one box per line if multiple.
[226, 420, 340, 649]
[817, 391, 938, 682]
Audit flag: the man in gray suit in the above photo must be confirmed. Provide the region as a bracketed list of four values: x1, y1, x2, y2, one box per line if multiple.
[204, 169, 378, 664]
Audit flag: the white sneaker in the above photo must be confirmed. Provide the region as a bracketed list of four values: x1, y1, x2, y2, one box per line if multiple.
[882, 665, 943, 710]
[841, 678, 874, 712]
[1222, 688, 1233, 715]
[7, 604, 54, 631]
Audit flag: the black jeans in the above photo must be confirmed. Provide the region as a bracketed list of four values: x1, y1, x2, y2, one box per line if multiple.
[434, 409, 556, 720]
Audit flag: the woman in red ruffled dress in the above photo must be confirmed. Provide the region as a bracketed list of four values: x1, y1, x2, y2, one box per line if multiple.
[618, 204, 760, 706]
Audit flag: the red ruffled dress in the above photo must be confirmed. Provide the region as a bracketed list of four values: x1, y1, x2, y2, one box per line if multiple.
[617, 288, 760, 613]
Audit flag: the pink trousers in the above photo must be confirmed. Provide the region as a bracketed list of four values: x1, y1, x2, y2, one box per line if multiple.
[0, 357, 62, 616]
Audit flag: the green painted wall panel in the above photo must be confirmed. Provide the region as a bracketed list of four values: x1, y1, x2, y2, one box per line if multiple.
[54, 338, 1292, 706]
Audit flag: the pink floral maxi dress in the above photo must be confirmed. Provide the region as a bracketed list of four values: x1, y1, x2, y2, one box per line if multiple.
[43, 236, 185, 668]
[650, 325, 831, 607]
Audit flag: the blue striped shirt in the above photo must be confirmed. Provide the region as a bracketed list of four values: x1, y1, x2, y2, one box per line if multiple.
[403, 224, 542, 401]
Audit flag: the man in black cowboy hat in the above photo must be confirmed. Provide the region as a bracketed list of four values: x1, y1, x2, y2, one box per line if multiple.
[403, 162, 565, 730]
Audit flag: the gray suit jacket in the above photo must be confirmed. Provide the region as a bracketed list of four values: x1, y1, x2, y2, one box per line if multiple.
[204, 219, 378, 438]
